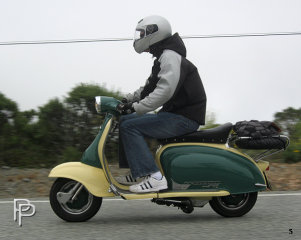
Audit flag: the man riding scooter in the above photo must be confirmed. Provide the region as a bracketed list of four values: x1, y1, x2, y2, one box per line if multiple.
[117, 15, 207, 193]
[48, 15, 289, 222]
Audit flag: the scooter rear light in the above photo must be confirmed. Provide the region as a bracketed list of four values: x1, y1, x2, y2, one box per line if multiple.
[265, 166, 270, 171]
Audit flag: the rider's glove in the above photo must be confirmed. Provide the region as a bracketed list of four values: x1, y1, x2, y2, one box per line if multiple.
[117, 102, 135, 115]
[121, 98, 128, 103]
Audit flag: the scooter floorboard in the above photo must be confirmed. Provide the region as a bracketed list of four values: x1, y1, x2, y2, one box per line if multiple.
[120, 190, 230, 200]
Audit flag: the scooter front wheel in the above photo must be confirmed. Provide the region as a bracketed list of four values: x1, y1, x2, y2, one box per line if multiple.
[209, 192, 258, 217]
[50, 178, 102, 222]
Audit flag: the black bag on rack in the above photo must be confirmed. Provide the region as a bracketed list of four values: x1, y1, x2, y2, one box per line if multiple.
[232, 120, 288, 149]
[233, 120, 281, 139]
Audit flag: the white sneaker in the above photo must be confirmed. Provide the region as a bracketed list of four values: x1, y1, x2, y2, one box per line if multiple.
[116, 174, 141, 185]
[129, 176, 168, 193]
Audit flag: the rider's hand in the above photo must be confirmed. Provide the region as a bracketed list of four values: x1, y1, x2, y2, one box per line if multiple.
[121, 98, 128, 103]
[117, 102, 135, 115]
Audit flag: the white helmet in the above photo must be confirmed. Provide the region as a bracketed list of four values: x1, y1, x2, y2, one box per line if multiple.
[133, 15, 172, 54]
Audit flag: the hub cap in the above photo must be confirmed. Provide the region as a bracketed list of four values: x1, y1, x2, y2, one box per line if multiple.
[58, 181, 93, 215]
[217, 193, 250, 210]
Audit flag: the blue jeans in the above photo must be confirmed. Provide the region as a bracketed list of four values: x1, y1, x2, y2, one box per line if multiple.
[119, 112, 199, 179]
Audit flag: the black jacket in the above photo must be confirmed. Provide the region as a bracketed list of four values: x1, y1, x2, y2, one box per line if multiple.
[131, 33, 207, 125]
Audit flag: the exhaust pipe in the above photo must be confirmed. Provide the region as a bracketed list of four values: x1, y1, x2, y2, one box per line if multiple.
[151, 198, 194, 214]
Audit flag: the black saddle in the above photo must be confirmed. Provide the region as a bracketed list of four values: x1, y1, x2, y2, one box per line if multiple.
[158, 122, 233, 144]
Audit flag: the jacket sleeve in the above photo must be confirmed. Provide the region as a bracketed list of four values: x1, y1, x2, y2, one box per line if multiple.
[133, 50, 181, 115]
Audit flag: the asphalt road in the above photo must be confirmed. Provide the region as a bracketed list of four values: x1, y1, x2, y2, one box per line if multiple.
[0, 192, 300, 240]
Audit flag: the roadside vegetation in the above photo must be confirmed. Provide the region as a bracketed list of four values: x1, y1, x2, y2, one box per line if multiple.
[0, 84, 300, 167]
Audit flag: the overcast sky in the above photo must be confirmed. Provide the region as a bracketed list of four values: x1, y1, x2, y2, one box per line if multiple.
[0, 0, 300, 124]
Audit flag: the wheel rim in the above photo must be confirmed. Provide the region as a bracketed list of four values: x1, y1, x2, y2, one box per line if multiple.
[217, 193, 250, 210]
[58, 181, 93, 215]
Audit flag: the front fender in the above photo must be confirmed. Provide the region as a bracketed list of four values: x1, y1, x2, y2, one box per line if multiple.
[49, 162, 114, 197]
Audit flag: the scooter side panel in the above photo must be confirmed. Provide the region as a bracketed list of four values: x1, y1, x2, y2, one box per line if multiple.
[49, 162, 114, 197]
[160, 145, 266, 194]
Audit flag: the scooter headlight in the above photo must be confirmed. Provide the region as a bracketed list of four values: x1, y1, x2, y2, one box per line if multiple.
[95, 96, 101, 113]
[94, 96, 121, 114]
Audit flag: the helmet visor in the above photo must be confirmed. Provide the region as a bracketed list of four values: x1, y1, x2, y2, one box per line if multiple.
[134, 29, 146, 41]
[134, 24, 158, 41]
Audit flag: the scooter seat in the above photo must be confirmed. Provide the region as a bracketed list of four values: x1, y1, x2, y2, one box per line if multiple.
[158, 122, 233, 144]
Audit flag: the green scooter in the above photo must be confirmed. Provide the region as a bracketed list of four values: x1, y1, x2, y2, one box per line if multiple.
[49, 96, 289, 222]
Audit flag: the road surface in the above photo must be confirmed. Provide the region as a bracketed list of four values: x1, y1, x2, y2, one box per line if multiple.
[0, 192, 300, 240]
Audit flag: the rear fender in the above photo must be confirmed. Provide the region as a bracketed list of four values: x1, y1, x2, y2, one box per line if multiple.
[256, 160, 269, 172]
[49, 162, 114, 197]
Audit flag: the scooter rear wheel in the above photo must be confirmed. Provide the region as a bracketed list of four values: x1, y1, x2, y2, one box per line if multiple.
[50, 178, 102, 222]
[209, 192, 258, 217]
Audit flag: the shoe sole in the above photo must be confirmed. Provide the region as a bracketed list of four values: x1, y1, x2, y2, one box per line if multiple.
[117, 182, 140, 186]
[129, 184, 168, 193]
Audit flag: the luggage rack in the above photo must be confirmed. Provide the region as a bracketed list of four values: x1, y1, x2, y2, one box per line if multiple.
[228, 135, 290, 162]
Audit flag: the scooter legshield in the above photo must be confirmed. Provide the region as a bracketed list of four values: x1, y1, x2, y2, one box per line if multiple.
[158, 144, 266, 194]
